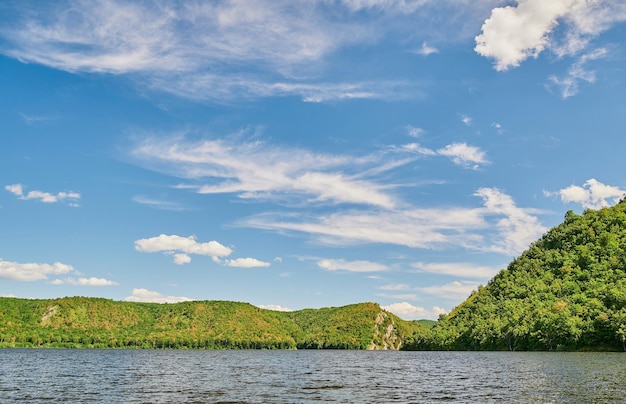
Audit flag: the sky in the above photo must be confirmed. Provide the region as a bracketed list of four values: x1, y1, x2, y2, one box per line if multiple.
[1, 0, 626, 320]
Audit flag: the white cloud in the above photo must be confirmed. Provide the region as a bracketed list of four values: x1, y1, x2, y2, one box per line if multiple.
[382, 302, 446, 320]
[317, 259, 389, 272]
[547, 178, 625, 209]
[0, 1, 438, 102]
[0, 259, 75, 281]
[413, 42, 439, 56]
[401, 143, 436, 156]
[491, 122, 504, 134]
[548, 47, 608, 98]
[132, 135, 402, 209]
[173, 253, 192, 265]
[419, 281, 481, 301]
[406, 126, 425, 138]
[124, 288, 193, 304]
[437, 143, 488, 169]
[475, 187, 547, 255]
[132, 195, 188, 211]
[53, 277, 118, 286]
[135, 234, 232, 264]
[460, 114, 472, 126]
[476, 0, 626, 71]
[378, 283, 411, 291]
[257, 304, 293, 312]
[5, 183, 80, 205]
[245, 187, 544, 256]
[225, 258, 271, 268]
[412, 262, 500, 279]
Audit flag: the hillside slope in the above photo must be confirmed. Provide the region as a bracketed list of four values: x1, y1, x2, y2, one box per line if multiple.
[0, 298, 424, 350]
[404, 200, 626, 351]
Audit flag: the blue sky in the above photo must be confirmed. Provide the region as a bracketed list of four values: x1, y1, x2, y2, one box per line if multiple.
[1, 0, 626, 320]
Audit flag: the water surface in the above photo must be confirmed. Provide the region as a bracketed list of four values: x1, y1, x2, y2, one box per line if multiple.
[1, 349, 624, 402]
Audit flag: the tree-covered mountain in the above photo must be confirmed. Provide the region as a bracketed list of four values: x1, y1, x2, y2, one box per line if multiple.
[404, 199, 626, 351]
[0, 298, 424, 350]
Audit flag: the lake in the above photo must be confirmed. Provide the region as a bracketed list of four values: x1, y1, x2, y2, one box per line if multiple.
[0, 349, 624, 402]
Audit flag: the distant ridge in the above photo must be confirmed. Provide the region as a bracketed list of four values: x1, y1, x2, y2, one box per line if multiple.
[403, 199, 626, 351]
[0, 298, 424, 350]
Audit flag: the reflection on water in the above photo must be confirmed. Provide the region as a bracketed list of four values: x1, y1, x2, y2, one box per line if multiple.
[1, 349, 624, 403]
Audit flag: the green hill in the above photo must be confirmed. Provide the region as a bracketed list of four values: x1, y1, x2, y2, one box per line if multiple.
[403, 199, 626, 351]
[0, 298, 424, 350]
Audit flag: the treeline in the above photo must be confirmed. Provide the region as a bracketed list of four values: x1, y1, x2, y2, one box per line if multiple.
[0, 298, 423, 350]
[403, 199, 626, 351]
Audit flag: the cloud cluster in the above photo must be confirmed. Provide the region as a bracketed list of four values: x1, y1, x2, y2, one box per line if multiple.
[0, 0, 446, 102]
[546, 178, 625, 209]
[476, 0, 626, 71]
[125, 288, 193, 304]
[0, 259, 75, 281]
[134, 233, 270, 267]
[256, 304, 293, 312]
[134, 234, 232, 265]
[5, 183, 80, 205]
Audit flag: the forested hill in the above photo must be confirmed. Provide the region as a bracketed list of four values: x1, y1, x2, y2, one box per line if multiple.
[404, 199, 626, 351]
[0, 298, 424, 350]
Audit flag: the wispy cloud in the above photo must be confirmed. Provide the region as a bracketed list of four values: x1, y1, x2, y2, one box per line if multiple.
[317, 259, 389, 272]
[0, 258, 75, 281]
[436, 143, 488, 169]
[131, 134, 404, 209]
[411, 262, 500, 279]
[418, 280, 481, 301]
[0, 0, 441, 102]
[413, 41, 439, 56]
[132, 195, 188, 211]
[244, 187, 544, 256]
[545, 178, 626, 209]
[547, 47, 608, 98]
[5, 183, 80, 205]
[124, 288, 193, 304]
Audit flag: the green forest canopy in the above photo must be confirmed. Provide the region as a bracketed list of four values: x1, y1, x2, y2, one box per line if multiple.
[403, 199, 626, 351]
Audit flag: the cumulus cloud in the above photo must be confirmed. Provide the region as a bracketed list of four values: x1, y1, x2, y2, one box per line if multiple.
[476, 0, 626, 71]
[5, 183, 80, 205]
[546, 178, 625, 209]
[135, 234, 232, 264]
[0, 259, 75, 281]
[437, 143, 488, 169]
[412, 262, 500, 279]
[124, 288, 193, 304]
[317, 259, 389, 272]
[257, 304, 293, 312]
[225, 258, 271, 268]
[52, 277, 118, 286]
[382, 302, 446, 320]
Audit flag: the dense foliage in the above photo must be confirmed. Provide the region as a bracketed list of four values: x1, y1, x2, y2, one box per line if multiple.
[0, 298, 423, 350]
[404, 200, 626, 351]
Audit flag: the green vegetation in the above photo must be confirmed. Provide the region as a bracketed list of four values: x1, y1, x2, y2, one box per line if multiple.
[0, 298, 424, 350]
[403, 199, 626, 351]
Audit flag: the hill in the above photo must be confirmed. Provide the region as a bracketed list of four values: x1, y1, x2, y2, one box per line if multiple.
[0, 298, 424, 350]
[403, 199, 626, 351]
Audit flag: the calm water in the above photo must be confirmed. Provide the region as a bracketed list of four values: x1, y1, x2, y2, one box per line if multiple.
[0, 349, 624, 403]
